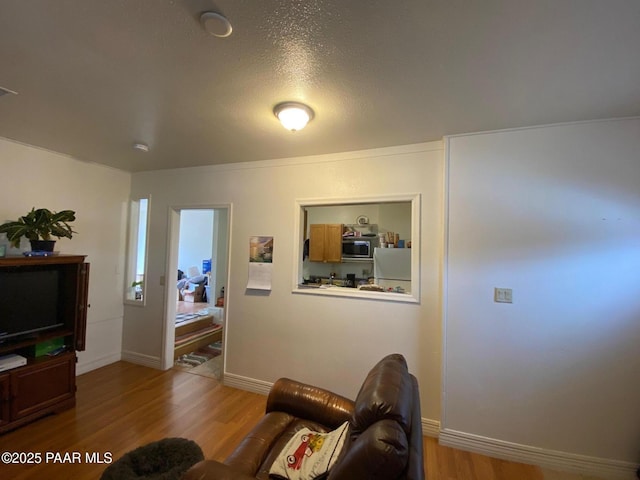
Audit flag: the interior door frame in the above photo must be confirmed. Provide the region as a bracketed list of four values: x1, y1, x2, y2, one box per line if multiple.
[161, 203, 232, 371]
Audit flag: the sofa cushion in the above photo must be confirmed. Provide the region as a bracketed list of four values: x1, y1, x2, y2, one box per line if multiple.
[351, 354, 413, 437]
[328, 419, 408, 480]
[268, 421, 349, 480]
[267, 378, 355, 430]
[225, 411, 298, 475]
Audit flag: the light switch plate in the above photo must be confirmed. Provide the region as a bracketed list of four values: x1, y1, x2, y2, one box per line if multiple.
[494, 287, 513, 303]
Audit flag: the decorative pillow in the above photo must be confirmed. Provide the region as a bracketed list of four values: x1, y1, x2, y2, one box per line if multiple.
[269, 421, 349, 480]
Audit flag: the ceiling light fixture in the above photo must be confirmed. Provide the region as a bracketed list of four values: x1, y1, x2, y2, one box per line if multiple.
[273, 102, 314, 132]
[200, 12, 233, 38]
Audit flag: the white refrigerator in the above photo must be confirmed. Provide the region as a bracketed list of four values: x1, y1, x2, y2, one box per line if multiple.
[373, 247, 411, 293]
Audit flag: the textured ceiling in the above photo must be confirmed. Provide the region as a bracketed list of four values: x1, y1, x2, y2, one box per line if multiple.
[0, 0, 639, 172]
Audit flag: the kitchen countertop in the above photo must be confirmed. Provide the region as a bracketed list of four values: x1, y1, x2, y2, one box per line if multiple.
[298, 283, 408, 294]
[294, 282, 416, 303]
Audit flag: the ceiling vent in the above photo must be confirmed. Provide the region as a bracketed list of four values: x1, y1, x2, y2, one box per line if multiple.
[0, 86, 18, 98]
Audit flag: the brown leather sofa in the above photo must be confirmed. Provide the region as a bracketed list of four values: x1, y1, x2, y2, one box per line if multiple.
[182, 353, 424, 480]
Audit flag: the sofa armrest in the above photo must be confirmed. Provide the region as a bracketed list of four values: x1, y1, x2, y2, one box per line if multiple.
[266, 378, 355, 429]
[181, 460, 257, 480]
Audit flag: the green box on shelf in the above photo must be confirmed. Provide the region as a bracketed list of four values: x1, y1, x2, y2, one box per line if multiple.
[32, 338, 65, 357]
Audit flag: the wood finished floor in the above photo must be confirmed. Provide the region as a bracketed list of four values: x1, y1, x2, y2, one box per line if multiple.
[0, 361, 588, 479]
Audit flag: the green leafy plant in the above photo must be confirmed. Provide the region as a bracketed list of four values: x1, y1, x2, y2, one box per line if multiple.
[0, 208, 77, 248]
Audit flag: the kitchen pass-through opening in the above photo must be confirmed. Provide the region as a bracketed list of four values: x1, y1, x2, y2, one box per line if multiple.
[293, 194, 421, 304]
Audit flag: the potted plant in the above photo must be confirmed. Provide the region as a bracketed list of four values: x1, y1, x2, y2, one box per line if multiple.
[0, 207, 77, 252]
[130, 280, 144, 300]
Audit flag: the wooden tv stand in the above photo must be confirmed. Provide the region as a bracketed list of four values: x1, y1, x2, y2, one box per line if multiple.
[0, 255, 89, 434]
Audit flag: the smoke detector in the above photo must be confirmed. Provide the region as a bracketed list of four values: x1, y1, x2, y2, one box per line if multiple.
[200, 12, 233, 38]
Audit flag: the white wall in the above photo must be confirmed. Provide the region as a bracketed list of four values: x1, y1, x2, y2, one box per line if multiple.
[444, 118, 640, 475]
[125, 142, 444, 423]
[178, 209, 213, 276]
[307, 204, 381, 229]
[0, 137, 131, 374]
[379, 202, 412, 241]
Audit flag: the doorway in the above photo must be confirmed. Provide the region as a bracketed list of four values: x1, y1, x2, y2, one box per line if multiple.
[163, 205, 230, 378]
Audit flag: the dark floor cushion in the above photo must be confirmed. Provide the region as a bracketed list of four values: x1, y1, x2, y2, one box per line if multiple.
[100, 437, 204, 480]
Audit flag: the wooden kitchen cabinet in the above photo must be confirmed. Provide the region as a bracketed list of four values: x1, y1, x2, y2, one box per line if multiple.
[309, 224, 343, 263]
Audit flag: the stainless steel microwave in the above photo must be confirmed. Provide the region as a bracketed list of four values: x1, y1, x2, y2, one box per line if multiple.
[342, 237, 377, 261]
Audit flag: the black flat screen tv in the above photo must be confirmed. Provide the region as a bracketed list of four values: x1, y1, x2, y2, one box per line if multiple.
[0, 267, 64, 341]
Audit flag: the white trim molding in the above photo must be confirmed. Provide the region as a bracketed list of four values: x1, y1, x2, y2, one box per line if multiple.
[223, 373, 273, 396]
[439, 428, 638, 480]
[421, 418, 440, 438]
[76, 352, 121, 375]
[120, 351, 162, 369]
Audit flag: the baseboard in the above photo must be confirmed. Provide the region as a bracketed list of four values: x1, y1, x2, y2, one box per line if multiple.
[223, 372, 273, 396]
[120, 350, 162, 369]
[439, 428, 638, 480]
[76, 352, 121, 375]
[422, 418, 440, 438]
